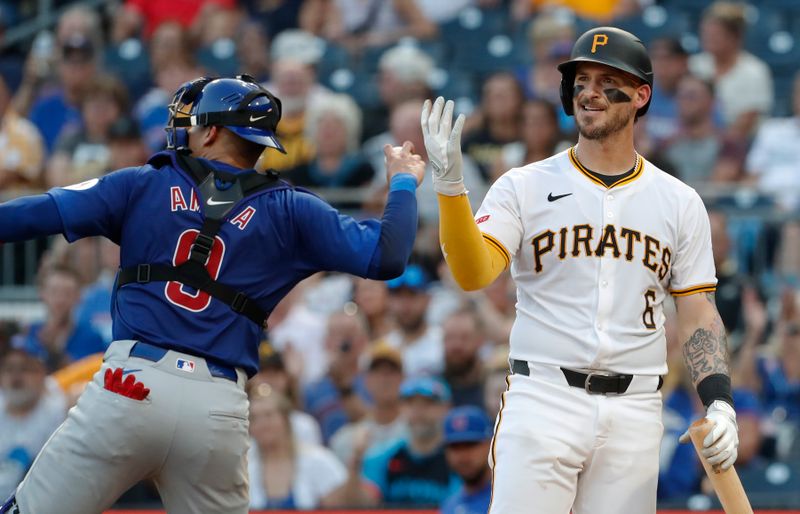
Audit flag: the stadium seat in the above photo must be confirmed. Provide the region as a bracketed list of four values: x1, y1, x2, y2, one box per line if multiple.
[748, 31, 800, 76]
[743, 6, 787, 54]
[429, 67, 479, 104]
[613, 5, 691, 45]
[785, 10, 800, 41]
[761, 0, 800, 12]
[772, 73, 796, 117]
[738, 461, 800, 508]
[451, 33, 526, 75]
[196, 38, 240, 77]
[659, 0, 713, 14]
[438, 7, 525, 75]
[437, 6, 509, 51]
[357, 38, 449, 74]
[315, 42, 352, 81]
[322, 68, 381, 109]
[104, 38, 152, 103]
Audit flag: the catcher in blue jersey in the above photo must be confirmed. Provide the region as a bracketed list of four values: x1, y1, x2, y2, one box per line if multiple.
[0, 75, 425, 514]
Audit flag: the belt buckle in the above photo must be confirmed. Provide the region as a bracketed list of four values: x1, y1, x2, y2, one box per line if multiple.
[584, 372, 600, 394]
[583, 370, 615, 395]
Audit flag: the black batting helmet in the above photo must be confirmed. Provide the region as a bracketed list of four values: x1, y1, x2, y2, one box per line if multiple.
[557, 27, 653, 117]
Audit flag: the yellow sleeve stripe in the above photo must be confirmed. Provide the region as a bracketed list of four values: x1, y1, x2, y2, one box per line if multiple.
[670, 283, 717, 297]
[482, 233, 510, 269]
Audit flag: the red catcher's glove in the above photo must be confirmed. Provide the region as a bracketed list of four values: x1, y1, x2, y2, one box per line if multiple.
[104, 367, 150, 401]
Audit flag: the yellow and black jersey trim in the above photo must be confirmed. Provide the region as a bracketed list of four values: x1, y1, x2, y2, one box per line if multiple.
[482, 232, 511, 269]
[670, 283, 717, 297]
[568, 146, 644, 189]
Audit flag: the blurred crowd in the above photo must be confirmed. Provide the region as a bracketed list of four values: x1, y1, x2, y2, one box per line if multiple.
[0, 0, 799, 510]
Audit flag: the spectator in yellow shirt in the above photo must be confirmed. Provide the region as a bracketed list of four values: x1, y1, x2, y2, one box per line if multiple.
[0, 75, 44, 191]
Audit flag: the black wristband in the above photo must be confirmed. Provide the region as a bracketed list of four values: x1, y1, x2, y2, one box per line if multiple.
[696, 374, 734, 408]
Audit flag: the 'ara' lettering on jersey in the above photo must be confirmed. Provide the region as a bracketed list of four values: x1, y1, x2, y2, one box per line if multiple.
[531, 223, 671, 279]
[169, 186, 257, 230]
[170, 186, 200, 212]
[230, 206, 256, 230]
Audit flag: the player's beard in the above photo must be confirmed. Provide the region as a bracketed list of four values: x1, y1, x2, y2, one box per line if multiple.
[576, 106, 633, 141]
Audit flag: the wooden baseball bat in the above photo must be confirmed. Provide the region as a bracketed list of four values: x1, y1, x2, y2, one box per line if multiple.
[688, 418, 754, 514]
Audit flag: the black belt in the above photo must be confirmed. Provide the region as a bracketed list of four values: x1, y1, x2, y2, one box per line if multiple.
[511, 359, 663, 395]
[129, 341, 238, 382]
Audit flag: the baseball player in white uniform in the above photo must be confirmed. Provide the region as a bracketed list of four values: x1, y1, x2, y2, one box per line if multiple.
[421, 27, 739, 513]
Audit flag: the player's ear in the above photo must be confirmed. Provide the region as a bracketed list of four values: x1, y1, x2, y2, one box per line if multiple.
[634, 83, 651, 111]
[203, 126, 219, 147]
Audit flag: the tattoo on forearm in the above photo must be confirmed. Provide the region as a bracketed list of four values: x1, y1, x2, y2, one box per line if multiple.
[682, 293, 730, 383]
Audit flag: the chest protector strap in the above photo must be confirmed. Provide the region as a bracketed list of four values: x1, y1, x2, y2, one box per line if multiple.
[117, 153, 281, 327]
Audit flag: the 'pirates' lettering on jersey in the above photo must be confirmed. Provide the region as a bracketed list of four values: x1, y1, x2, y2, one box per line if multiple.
[531, 224, 671, 279]
[473, 148, 717, 375]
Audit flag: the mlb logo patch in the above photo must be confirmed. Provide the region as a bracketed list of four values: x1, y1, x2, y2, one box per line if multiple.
[176, 359, 195, 373]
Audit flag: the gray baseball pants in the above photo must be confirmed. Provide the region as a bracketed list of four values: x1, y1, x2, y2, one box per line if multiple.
[15, 340, 250, 514]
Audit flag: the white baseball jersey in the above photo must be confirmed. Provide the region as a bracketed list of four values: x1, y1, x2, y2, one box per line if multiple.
[474, 147, 716, 375]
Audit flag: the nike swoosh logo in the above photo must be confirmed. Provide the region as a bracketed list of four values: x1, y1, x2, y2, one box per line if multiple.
[207, 198, 234, 206]
[122, 368, 142, 375]
[547, 192, 573, 202]
[249, 115, 267, 122]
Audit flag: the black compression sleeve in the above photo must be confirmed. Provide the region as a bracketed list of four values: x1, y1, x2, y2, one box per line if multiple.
[696, 373, 733, 408]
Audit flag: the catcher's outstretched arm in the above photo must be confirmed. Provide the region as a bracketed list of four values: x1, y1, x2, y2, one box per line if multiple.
[0, 194, 64, 242]
[438, 193, 507, 291]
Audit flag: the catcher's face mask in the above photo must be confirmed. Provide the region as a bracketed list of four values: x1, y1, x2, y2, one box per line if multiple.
[165, 77, 214, 151]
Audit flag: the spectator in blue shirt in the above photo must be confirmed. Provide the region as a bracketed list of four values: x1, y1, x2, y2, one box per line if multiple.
[441, 405, 493, 514]
[736, 290, 800, 456]
[0, 343, 66, 499]
[28, 34, 96, 153]
[303, 311, 370, 444]
[13, 264, 106, 373]
[646, 37, 689, 144]
[359, 376, 459, 507]
[442, 309, 486, 409]
[74, 238, 119, 346]
[756, 322, 800, 424]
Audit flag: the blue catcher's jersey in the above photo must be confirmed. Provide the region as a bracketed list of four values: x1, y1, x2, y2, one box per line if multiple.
[45, 151, 408, 376]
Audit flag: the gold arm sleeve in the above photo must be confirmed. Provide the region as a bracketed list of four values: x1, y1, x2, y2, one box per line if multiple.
[438, 194, 509, 291]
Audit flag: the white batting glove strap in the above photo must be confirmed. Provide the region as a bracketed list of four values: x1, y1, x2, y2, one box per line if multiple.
[421, 97, 467, 196]
[702, 400, 739, 470]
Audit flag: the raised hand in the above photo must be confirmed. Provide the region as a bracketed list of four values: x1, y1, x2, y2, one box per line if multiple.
[420, 97, 467, 196]
[384, 141, 425, 186]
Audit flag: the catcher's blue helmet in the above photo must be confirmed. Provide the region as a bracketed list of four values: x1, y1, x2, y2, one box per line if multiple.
[165, 74, 286, 154]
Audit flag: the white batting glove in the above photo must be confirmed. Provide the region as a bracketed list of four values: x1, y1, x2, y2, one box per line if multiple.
[679, 400, 739, 470]
[420, 97, 467, 196]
